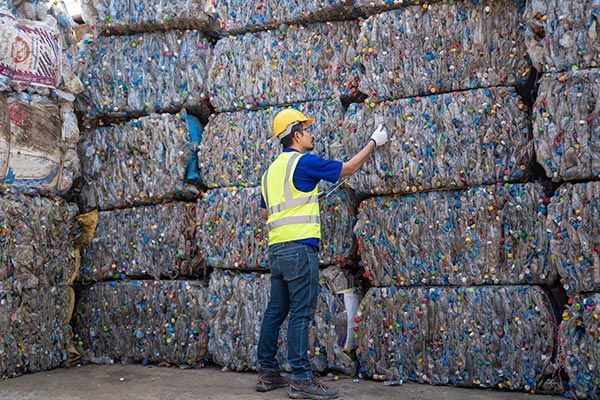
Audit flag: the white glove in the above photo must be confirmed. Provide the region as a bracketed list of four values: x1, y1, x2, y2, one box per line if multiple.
[369, 124, 388, 147]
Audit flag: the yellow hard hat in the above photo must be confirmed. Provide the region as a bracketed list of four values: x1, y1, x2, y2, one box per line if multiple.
[273, 108, 315, 140]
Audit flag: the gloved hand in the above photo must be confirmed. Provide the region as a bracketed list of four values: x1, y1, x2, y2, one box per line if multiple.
[369, 124, 388, 147]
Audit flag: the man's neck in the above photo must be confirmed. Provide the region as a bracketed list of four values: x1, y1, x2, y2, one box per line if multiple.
[287, 144, 305, 154]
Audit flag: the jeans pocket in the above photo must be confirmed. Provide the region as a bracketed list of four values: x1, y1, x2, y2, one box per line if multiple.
[278, 252, 302, 280]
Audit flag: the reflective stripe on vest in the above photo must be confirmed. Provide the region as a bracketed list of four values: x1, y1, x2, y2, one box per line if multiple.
[261, 152, 320, 245]
[266, 214, 321, 230]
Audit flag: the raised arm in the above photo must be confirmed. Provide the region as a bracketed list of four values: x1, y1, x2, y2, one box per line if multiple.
[340, 125, 388, 178]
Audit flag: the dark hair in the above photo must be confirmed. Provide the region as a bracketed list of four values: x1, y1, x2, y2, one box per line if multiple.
[280, 123, 305, 148]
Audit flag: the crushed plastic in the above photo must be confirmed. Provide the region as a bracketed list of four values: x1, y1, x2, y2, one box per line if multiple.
[547, 181, 600, 295]
[355, 0, 531, 101]
[533, 68, 599, 182]
[207, 21, 360, 112]
[558, 293, 600, 400]
[355, 0, 444, 15]
[76, 30, 212, 120]
[356, 285, 556, 390]
[524, 0, 599, 73]
[199, 99, 344, 189]
[73, 280, 210, 367]
[211, 0, 355, 35]
[0, 193, 78, 378]
[197, 186, 357, 269]
[81, 202, 202, 282]
[336, 86, 532, 195]
[355, 182, 555, 287]
[79, 112, 201, 210]
[80, 0, 213, 35]
[206, 266, 357, 374]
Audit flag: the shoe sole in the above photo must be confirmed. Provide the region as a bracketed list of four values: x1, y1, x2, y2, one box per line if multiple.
[287, 389, 339, 400]
[256, 382, 288, 392]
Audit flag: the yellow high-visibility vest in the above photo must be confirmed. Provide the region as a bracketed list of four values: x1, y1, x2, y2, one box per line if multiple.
[261, 152, 320, 245]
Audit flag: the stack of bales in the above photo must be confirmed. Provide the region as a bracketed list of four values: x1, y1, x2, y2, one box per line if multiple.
[71, 0, 214, 368]
[0, 0, 81, 379]
[346, 0, 559, 392]
[56, 0, 599, 396]
[525, 0, 599, 397]
[199, 2, 362, 374]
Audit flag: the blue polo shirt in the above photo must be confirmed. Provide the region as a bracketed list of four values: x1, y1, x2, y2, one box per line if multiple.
[261, 148, 343, 250]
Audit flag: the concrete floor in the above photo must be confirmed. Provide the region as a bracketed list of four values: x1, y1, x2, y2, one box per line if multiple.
[0, 364, 563, 400]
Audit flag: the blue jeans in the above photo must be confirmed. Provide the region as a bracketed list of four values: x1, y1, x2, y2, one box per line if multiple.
[257, 241, 320, 381]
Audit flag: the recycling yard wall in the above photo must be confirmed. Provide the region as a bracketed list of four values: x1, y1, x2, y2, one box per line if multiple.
[0, 0, 598, 398]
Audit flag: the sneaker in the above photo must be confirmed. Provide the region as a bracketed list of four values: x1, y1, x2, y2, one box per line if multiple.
[255, 371, 290, 392]
[287, 377, 339, 399]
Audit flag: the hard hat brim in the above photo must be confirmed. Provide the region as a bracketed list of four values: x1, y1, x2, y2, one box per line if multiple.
[276, 117, 316, 140]
[304, 117, 315, 126]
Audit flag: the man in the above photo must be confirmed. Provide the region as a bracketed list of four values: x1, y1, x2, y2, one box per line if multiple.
[257, 108, 388, 399]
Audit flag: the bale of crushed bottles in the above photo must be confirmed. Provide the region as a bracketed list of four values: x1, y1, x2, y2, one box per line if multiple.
[356, 285, 556, 390]
[199, 99, 344, 188]
[206, 267, 358, 374]
[197, 186, 357, 269]
[0, 6, 83, 94]
[0, 93, 80, 195]
[0, 0, 47, 19]
[547, 182, 599, 295]
[208, 21, 360, 112]
[355, 182, 554, 287]
[79, 112, 202, 211]
[0, 10, 62, 90]
[80, 0, 213, 35]
[81, 202, 203, 282]
[524, 0, 599, 73]
[336, 87, 532, 195]
[355, 1, 531, 101]
[72, 280, 210, 367]
[0, 285, 72, 379]
[211, 0, 355, 35]
[355, 0, 443, 15]
[0, 193, 78, 292]
[533, 68, 599, 182]
[0, 193, 78, 378]
[76, 31, 212, 120]
[558, 293, 600, 399]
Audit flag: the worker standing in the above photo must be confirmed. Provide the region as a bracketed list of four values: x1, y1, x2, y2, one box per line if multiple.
[256, 108, 389, 399]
